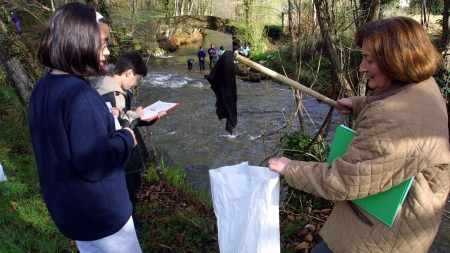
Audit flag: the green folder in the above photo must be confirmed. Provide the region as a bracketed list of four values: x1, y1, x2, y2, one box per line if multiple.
[327, 125, 413, 227]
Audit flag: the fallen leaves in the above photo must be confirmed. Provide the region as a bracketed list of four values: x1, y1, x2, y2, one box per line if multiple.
[280, 204, 333, 252]
[136, 171, 334, 253]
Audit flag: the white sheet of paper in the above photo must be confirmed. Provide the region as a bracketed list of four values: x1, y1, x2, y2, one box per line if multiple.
[106, 102, 121, 130]
[141, 100, 179, 121]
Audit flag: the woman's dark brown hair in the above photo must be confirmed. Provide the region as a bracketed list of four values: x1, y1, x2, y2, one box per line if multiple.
[355, 16, 442, 84]
[37, 2, 106, 77]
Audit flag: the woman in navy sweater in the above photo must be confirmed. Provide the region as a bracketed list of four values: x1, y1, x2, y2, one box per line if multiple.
[28, 3, 141, 252]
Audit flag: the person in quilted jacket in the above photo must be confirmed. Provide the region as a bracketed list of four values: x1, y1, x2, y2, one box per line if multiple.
[269, 16, 450, 253]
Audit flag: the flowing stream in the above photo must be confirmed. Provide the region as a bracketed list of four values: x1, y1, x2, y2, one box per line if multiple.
[137, 30, 341, 189]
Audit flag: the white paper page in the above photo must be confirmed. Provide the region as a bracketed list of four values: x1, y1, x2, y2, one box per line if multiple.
[142, 101, 178, 120]
[106, 102, 121, 130]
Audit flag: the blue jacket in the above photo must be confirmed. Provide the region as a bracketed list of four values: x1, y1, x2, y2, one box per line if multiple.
[28, 72, 134, 241]
[12, 12, 20, 23]
[197, 49, 206, 60]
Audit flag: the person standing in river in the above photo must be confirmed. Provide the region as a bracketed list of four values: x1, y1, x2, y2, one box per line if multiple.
[187, 58, 194, 71]
[207, 43, 218, 68]
[269, 16, 450, 253]
[240, 42, 250, 58]
[217, 46, 226, 58]
[28, 3, 142, 252]
[197, 46, 206, 72]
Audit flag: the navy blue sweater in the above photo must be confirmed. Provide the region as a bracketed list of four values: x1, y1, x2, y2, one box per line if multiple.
[28, 73, 135, 241]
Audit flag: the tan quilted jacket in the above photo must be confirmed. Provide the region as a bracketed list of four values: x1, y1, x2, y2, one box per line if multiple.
[284, 77, 450, 253]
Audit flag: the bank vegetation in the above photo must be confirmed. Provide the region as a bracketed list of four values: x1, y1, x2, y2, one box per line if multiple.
[0, 0, 449, 252]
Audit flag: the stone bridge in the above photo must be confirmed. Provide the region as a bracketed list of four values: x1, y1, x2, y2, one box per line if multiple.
[139, 15, 236, 52]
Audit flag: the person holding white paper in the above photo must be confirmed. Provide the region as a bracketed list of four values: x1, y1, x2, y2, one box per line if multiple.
[28, 3, 141, 252]
[97, 51, 166, 233]
[269, 17, 450, 253]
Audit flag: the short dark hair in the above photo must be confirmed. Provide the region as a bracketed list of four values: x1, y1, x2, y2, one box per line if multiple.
[114, 51, 148, 77]
[37, 2, 106, 77]
[355, 16, 442, 84]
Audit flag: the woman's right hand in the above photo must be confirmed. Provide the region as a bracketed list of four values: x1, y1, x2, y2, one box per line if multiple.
[336, 98, 352, 115]
[268, 156, 292, 175]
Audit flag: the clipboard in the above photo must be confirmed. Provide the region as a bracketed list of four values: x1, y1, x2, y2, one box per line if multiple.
[327, 125, 413, 227]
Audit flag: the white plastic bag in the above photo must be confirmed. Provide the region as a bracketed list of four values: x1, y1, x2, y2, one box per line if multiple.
[209, 161, 280, 253]
[0, 162, 7, 182]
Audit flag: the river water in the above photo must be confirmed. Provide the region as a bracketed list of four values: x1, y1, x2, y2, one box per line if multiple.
[136, 30, 449, 252]
[137, 30, 341, 189]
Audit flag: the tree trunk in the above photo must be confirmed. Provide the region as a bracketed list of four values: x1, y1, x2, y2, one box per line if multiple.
[442, 0, 450, 68]
[288, 0, 307, 133]
[131, 0, 136, 32]
[357, 0, 381, 26]
[368, 0, 380, 22]
[0, 20, 34, 104]
[313, 0, 355, 97]
[294, 89, 306, 133]
[288, 1, 297, 73]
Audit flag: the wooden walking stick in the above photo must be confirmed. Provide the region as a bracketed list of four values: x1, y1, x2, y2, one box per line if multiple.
[234, 54, 347, 110]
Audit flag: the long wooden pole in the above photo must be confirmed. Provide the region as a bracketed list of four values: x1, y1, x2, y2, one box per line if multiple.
[235, 54, 346, 110]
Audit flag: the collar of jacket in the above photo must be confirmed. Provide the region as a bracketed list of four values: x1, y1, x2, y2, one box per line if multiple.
[367, 81, 417, 103]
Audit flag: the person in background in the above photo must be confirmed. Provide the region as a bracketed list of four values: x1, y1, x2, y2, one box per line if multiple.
[217, 46, 226, 58]
[233, 45, 240, 56]
[28, 3, 142, 252]
[187, 58, 194, 71]
[207, 43, 218, 67]
[241, 42, 250, 58]
[197, 46, 206, 72]
[10, 11, 21, 35]
[269, 16, 450, 253]
[233, 45, 240, 64]
[97, 51, 166, 233]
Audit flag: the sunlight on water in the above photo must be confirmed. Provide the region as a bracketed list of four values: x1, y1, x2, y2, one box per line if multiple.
[147, 73, 190, 88]
[156, 55, 174, 58]
[135, 29, 341, 192]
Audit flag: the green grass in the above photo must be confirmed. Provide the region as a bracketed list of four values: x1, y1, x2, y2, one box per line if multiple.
[139, 159, 218, 252]
[0, 79, 78, 252]
[0, 78, 219, 252]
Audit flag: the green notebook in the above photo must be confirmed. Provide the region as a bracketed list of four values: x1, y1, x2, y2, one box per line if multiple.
[327, 125, 413, 227]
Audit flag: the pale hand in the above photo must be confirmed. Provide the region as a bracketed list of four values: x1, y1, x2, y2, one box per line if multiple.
[123, 127, 137, 147]
[110, 107, 119, 116]
[157, 111, 166, 118]
[134, 106, 144, 118]
[268, 156, 292, 175]
[335, 98, 352, 115]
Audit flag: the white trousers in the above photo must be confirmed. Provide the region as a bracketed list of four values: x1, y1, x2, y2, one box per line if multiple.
[76, 216, 142, 253]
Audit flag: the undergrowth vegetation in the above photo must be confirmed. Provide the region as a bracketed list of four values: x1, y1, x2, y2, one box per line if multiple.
[0, 74, 76, 252]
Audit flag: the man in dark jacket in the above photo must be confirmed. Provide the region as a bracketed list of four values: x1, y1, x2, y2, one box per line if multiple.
[197, 46, 206, 72]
